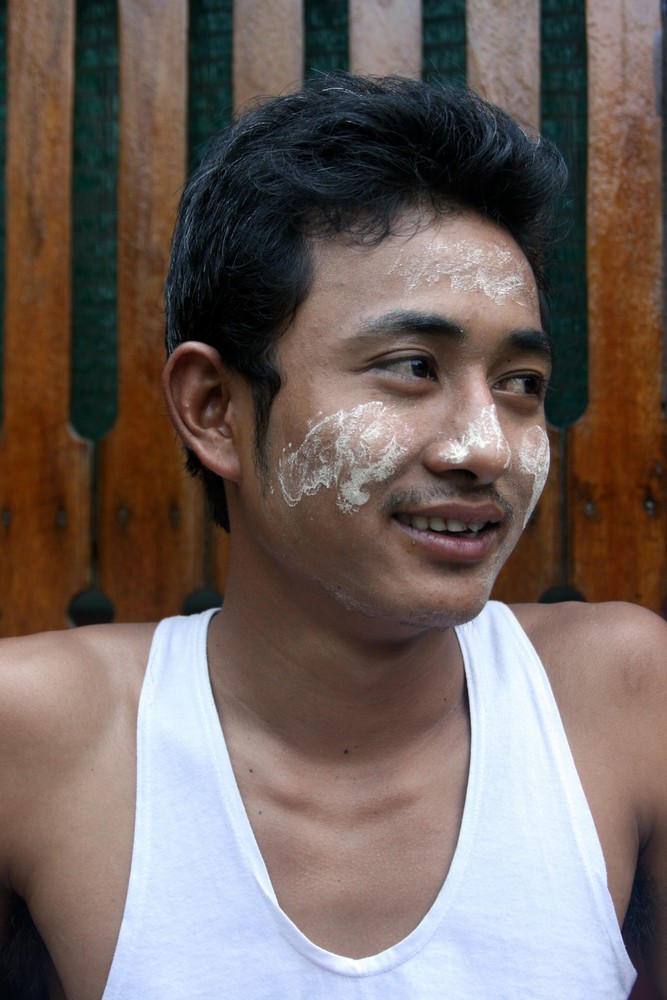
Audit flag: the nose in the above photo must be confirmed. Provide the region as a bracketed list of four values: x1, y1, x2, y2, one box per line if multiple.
[423, 403, 512, 484]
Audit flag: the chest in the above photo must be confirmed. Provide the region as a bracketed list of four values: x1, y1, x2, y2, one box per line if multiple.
[229, 725, 471, 958]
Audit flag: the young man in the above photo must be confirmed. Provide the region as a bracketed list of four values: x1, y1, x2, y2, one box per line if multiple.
[1, 73, 666, 999]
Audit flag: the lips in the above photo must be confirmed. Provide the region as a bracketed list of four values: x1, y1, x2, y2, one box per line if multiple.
[391, 501, 505, 564]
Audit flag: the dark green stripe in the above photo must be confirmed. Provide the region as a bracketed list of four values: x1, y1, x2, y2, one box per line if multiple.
[188, 0, 233, 168]
[422, 0, 466, 87]
[304, 0, 349, 77]
[70, 0, 119, 441]
[541, 0, 588, 427]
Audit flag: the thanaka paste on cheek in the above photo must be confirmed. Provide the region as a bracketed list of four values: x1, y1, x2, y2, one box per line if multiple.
[388, 238, 535, 307]
[516, 425, 550, 526]
[437, 404, 512, 469]
[277, 401, 409, 512]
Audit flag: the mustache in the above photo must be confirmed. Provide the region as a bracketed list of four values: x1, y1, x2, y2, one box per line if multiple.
[381, 485, 516, 524]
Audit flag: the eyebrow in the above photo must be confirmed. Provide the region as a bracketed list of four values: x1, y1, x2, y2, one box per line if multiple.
[355, 309, 465, 341]
[353, 309, 553, 364]
[506, 328, 553, 365]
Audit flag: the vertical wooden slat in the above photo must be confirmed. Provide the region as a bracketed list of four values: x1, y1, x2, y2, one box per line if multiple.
[232, 0, 304, 108]
[348, 0, 421, 78]
[97, 0, 203, 622]
[466, 0, 540, 126]
[0, 0, 91, 637]
[568, 0, 666, 609]
[465, 0, 562, 604]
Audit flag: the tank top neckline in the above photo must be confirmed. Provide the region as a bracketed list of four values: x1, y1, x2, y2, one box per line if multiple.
[192, 606, 486, 977]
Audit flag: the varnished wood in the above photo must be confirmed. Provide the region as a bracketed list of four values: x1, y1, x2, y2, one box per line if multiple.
[232, 0, 304, 108]
[466, 0, 540, 127]
[0, 0, 91, 637]
[97, 0, 204, 622]
[568, 0, 666, 609]
[348, 0, 421, 78]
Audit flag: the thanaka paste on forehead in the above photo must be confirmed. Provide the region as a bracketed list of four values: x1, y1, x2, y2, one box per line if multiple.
[437, 404, 512, 469]
[389, 238, 534, 307]
[517, 425, 550, 527]
[277, 402, 409, 512]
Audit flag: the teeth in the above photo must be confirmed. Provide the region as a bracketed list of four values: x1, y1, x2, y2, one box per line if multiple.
[445, 519, 467, 533]
[397, 514, 485, 534]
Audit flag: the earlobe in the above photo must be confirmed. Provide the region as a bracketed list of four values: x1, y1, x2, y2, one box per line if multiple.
[162, 342, 244, 482]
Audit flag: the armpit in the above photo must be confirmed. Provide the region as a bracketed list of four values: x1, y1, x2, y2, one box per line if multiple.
[0, 893, 49, 1000]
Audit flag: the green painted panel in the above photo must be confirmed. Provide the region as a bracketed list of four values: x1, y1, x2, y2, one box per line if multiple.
[304, 0, 348, 77]
[541, 0, 588, 427]
[422, 0, 466, 87]
[188, 0, 233, 168]
[70, 0, 119, 441]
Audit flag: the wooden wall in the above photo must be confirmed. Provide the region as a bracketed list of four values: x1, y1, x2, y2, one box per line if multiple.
[0, 0, 665, 639]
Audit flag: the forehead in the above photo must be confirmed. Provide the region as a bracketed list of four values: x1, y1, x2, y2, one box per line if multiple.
[386, 229, 535, 307]
[294, 210, 541, 340]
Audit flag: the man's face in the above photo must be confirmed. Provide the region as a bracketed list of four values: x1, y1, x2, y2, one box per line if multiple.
[231, 210, 550, 636]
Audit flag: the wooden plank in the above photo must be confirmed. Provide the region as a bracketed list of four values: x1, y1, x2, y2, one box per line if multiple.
[232, 0, 304, 107]
[568, 0, 665, 609]
[0, 0, 91, 636]
[465, 0, 561, 603]
[97, 0, 204, 622]
[466, 0, 540, 126]
[348, 0, 421, 78]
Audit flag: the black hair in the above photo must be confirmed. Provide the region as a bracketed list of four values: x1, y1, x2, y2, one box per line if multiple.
[165, 72, 568, 531]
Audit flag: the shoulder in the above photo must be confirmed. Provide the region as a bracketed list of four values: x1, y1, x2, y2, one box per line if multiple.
[511, 599, 666, 702]
[509, 600, 667, 838]
[0, 621, 155, 751]
[509, 600, 667, 770]
[0, 622, 155, 879]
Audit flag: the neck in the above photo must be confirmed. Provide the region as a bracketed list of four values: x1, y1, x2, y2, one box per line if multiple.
[207, 569, 468, 763]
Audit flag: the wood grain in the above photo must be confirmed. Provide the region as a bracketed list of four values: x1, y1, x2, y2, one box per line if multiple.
[568, 0, 666, 609]
[466, 0, 540, 127]
[0, 0, 91, 636]
[97, 0, 204, 621]
[232, 0, 304, 108]
[349, 0, 422, 78]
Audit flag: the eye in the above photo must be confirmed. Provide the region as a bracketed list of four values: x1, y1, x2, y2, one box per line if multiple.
[378, 355, 437, 380]
[495, 372, 548, 399]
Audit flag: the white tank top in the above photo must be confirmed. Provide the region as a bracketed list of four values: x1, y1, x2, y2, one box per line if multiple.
[102, 602, 636, 998]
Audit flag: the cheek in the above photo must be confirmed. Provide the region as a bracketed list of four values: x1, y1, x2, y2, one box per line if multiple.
[515, 425, 550, 526]
[276, 401, 410, 513]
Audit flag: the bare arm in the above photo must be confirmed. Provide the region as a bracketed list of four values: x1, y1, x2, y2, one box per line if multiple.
[622, 609, 667, 997]
[0, 624, 148, 1000]
[517, 600, 667, 995]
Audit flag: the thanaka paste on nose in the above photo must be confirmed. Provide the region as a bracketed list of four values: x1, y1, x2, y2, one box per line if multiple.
[437, 404, 512, 469]
[389, 238, 534, 307]
[277, 402, 409, 512]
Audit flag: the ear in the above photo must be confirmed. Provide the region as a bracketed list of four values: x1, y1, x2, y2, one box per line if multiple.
[162, 342, 246, 483]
